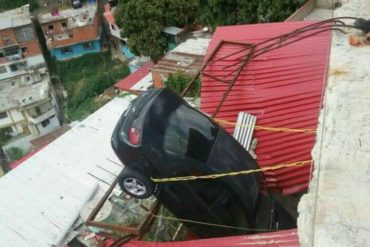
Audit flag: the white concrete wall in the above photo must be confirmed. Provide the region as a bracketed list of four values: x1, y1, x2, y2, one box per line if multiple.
[36, 115, 60, 136]
[0, 54, 46, 80]
[0, 112, 12, 127]
[9, 108, 24, 123]
[109, 23, 123, 40]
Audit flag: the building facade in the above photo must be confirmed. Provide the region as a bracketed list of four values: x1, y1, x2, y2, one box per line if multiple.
[38, 2, 101, 61]
[0, 5, 61, 157]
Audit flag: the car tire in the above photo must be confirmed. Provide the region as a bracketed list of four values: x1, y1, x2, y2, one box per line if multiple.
[118, 167, 153, 199]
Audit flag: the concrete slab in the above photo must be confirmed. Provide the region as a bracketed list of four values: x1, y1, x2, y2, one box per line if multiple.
[304, 8, 333, 21]
[297, 0, 370, 246]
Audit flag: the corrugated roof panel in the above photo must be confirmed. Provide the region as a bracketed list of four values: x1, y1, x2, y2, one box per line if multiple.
[120, 229, 299, 247]
[201, 22, 331, 194]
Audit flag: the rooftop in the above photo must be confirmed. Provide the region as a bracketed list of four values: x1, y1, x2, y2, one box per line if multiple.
[201, 21, 331, 195]
[152, 37, 211, 77]
[0, 74, 51, 111]
[38, 3, 97, 28]
[163, 26, 184, 36]
[0, 97, 130, 246]
[0, 4, 31, 30]
[115, 61, 154, 92]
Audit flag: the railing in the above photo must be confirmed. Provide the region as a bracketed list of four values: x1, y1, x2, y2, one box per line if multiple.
[28, 108, 56, 124]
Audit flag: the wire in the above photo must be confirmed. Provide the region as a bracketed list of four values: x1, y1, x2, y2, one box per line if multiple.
[151, 160, 312, 183]
[146, 211, 271, 232]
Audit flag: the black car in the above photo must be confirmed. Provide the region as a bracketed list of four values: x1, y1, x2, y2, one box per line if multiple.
[112, 88, 271, 237]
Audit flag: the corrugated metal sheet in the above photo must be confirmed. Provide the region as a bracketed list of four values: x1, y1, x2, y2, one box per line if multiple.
[0, 97, 132, 246]
[201, 22, 331, 195]
[115, 62, 154, 91]
[119, 229, 299, 247]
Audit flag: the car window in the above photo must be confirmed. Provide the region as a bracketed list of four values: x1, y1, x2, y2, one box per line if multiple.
[163, 105, 218, 163]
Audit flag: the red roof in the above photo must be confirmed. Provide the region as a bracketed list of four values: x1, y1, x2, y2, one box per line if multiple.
[117, 229, 298, 247]
[201, 22, 332, 195]
[115, 61, 154, 91]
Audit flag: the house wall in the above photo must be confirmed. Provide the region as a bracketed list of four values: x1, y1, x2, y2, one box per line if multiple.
[0, 54, 45, 80]
[50, 39, 101, 61]
[36, 115, 60, 136]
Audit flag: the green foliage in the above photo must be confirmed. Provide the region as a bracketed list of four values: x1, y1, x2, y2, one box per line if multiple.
[0, 128, 11, 146]
[0, 0, 39, 11]
[196, 0, 305, 26]
[6, 147, 24, 162]
[115, 0, 304, 61]
[114, 0, 197, 62]
[56, 52, 130, 121]
[165, 73, 200, 97]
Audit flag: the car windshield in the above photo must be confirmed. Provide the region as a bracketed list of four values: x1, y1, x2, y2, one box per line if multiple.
[163, 105, 218, 163]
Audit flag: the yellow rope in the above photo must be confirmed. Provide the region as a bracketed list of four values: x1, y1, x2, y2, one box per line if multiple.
[214, 118, 316, 134]
[151, 160, 312, 183]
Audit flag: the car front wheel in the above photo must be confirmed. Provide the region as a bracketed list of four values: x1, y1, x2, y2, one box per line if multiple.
[118, 167, 153, 199]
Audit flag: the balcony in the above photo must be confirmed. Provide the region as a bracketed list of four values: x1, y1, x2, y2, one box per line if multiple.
[0, 49, 23, 65]
[28, 108, 56, 125]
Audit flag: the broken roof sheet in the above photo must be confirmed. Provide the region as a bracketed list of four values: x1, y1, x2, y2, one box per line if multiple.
[0, 97, 131, 246]
[201, 22, 332, 195]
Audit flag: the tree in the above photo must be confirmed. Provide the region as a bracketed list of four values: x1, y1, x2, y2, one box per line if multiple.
[114, 0, 197, 62]
[196, 0, 305, 27]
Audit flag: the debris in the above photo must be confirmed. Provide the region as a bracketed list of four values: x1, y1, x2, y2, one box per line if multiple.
[348, 33, 370, 47]
[354, 18, 370, 33]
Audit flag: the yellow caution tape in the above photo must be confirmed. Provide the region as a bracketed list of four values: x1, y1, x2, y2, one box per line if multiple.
[214, 118, 316, 134]
[151, 160, 312, 183]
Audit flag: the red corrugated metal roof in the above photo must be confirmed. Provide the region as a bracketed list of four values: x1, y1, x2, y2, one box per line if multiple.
[114, 61, 154, 91]
[201, 22, 331, 195]
[117, 229, 298, 247]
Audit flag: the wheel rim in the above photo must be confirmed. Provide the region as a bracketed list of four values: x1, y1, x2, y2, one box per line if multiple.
[123, 178, 147, 196]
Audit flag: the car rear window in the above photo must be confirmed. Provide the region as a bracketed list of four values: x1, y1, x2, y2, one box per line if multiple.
[163, 105, 218, 163]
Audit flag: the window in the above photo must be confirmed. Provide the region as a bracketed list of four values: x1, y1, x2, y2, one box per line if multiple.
[61, 22, 67, 28]
[163, 105, 218, 163]
[41, 119, 50, 128]
[0, 66, 6, 74]
[48, 25, 54, 31]
[15, 25, 35, 42]
[9, 62, 26, 72]
[9, 64, 18, 72]
[0, 112, 7, 119]
[82, 42, 93, 50]
[61, 47, 72, 55]
[3, 46, 19, 56]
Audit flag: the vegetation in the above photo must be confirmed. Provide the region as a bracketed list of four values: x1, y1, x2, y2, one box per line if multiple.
[196, 0, 305, 27]
[114, 0, 304, 61]
[6, 147, 24, 162]
[114, 0, 197, 62]
[0, 128, 11, 146]
[56, 52, 130, 121]
[0, 0, 39, 11]
[165, 73, 200, 97]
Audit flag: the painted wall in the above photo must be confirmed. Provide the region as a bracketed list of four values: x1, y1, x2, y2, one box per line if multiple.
[36, 115, 60, 136]
[121, 44, 135, 59]
[50, 40, 101, 61]
[0, 54, 46, 80]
